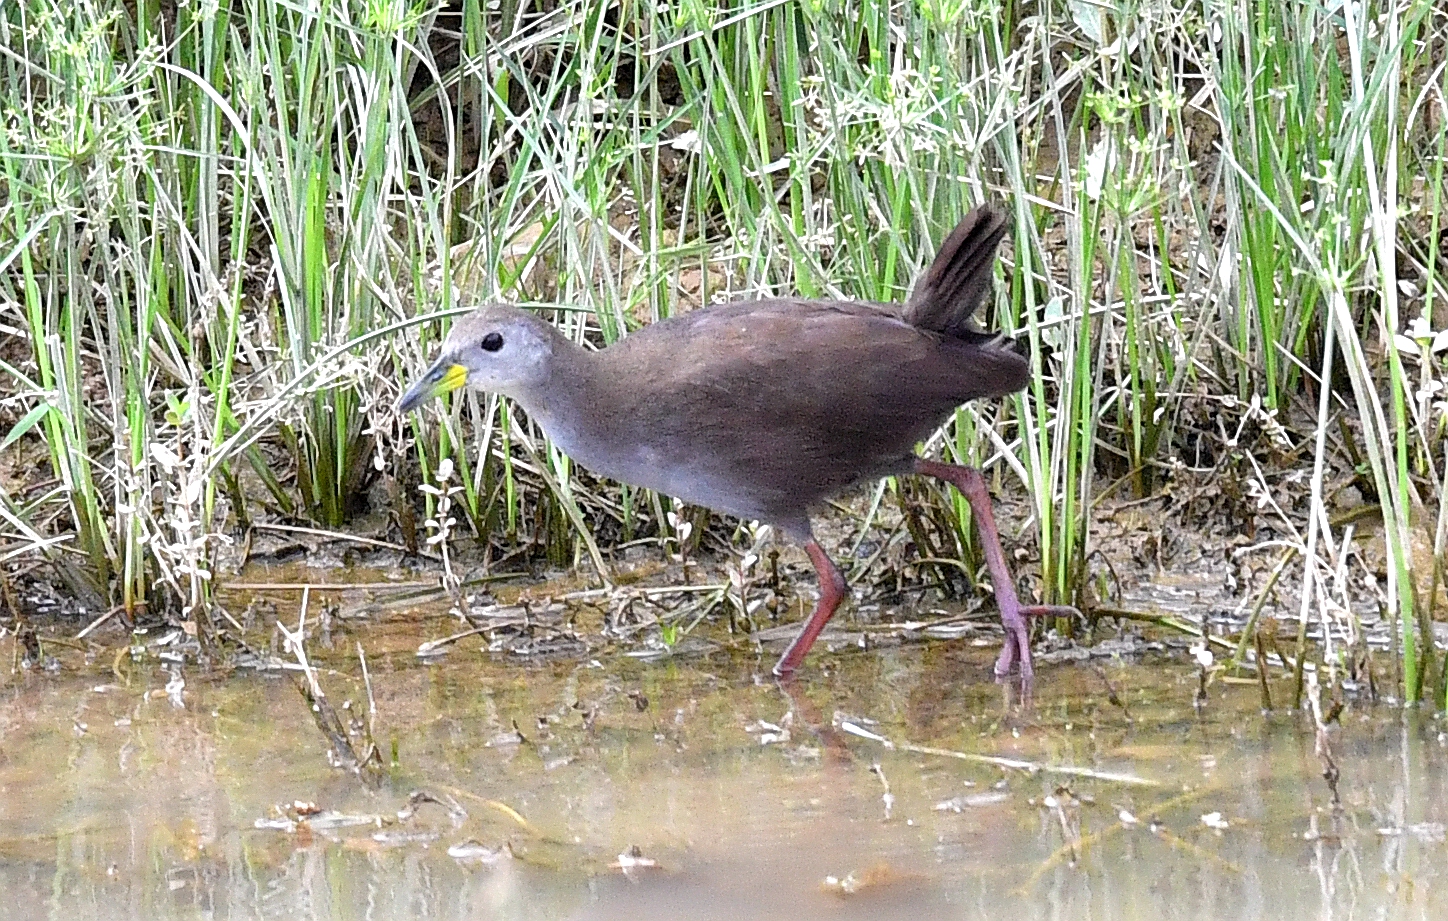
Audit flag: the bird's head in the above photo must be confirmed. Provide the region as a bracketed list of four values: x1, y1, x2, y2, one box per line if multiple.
[398, 305, 560, 412]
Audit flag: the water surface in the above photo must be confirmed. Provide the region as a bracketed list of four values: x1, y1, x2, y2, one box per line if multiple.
[1, 623, 1443, 921]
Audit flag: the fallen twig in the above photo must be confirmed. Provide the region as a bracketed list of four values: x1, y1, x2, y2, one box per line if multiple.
[835, 719, 1157, 787]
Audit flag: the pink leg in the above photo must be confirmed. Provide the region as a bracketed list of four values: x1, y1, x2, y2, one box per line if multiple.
[772, 540, 848, 678]
[914, 458, 1076, 679]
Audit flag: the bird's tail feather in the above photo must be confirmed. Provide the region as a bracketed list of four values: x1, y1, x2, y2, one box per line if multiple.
[903, 205, 1009, 339]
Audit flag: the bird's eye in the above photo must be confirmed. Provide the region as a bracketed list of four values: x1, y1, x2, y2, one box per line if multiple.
[481, 332, 504, 352]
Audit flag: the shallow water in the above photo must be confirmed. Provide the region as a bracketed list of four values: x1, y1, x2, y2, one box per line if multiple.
[2, 623, 1445, 921]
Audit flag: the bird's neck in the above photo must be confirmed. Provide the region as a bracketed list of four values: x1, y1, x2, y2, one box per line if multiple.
[514, 335, 600, 457]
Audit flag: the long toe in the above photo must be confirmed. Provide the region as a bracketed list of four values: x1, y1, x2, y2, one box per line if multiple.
[1015, 623, 1035, 680]
[1020, 604, 1081, 619]
[993, 633, 1018, 677]
[994, 618, 1034, 680]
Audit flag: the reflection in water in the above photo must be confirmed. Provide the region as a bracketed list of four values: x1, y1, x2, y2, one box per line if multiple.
[1, 630, 1444, 921]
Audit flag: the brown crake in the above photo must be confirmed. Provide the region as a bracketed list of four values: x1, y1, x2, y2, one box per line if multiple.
[399, 204, 1074, 678]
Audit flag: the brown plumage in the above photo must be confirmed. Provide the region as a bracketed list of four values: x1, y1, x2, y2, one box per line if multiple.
[399, 204, 1072, 679]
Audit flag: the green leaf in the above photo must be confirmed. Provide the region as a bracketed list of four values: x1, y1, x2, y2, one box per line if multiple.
[1, 403, 51, 451]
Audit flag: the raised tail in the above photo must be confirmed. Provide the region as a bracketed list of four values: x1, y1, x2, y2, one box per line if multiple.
[903, 205, 1010, 339]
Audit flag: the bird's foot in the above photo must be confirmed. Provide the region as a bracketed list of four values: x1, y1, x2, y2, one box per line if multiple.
[992, 604, 1081, 680]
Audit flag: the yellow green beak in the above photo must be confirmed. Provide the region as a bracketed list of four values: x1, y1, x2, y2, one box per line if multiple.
[398, 360, 468, 413]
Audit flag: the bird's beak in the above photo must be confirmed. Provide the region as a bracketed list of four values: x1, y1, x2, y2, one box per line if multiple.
[398, 359, 468, 413]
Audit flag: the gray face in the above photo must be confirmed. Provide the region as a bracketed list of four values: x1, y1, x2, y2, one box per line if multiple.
[397, 306, 558, 412]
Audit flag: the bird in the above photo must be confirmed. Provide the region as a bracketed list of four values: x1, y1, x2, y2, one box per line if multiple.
[398, 204, 1075, 679]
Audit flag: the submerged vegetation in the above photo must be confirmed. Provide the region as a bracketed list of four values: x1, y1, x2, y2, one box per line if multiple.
[1, 0, 1446, 702]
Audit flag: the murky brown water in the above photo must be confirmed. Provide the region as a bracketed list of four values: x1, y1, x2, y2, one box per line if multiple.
[2, 619, 1445, 921]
